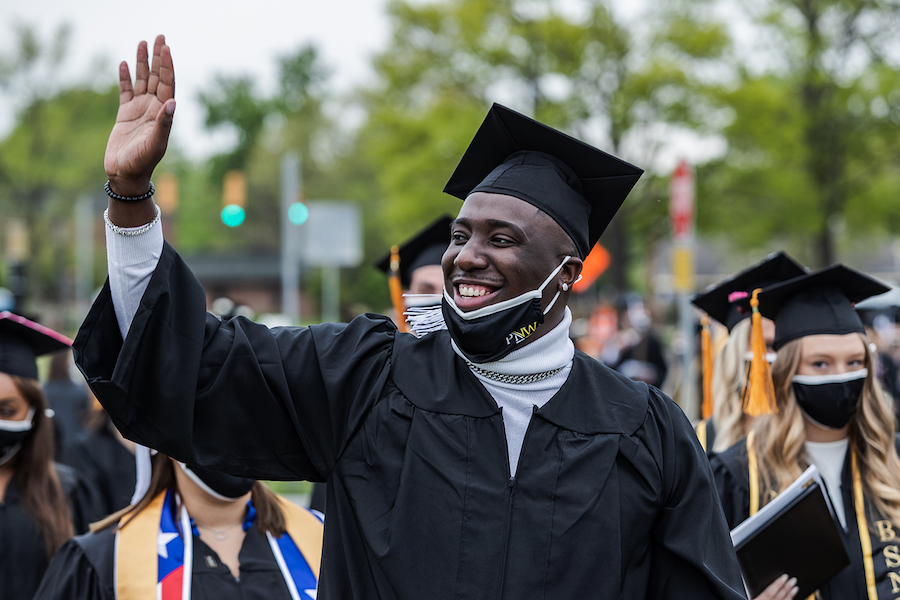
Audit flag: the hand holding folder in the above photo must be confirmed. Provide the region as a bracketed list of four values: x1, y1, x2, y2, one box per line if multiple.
[730, 465, 850, 598]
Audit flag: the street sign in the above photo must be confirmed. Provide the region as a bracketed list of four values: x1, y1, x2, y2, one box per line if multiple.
[669, 159, 695, 240]
[302, 201, 362, 267]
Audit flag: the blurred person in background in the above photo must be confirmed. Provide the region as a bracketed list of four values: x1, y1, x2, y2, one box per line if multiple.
[62, 397, 136, 518]
[691, 252, 806, 455]
[43, 348, 90, 459]
[0, 312, 101, 599]
[610, 294, 668, 388]
[712, 266, 900, 599]
[35, 451, 324, 599]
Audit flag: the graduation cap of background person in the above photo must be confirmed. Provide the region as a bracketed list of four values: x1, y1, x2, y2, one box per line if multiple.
[691, 251, 807, 332]
[757, 265, 890, 351]
[443, 103, 643, 259]
[374, 215, 453, 288]
[0, 312, 72, 380]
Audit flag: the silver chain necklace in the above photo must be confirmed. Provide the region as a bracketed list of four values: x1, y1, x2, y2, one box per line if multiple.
[465, 361, 565, 384]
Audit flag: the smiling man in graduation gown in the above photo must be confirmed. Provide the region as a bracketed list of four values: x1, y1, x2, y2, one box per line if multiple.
[75, 35, 746, 599]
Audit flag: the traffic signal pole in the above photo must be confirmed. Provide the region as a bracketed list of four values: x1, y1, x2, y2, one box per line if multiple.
[281, 152, 301, 324]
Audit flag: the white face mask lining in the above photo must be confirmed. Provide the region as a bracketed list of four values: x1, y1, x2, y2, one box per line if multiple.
[176, 461, 237, 502]
[792, 369, 868, 386]
[0, 408, 35, 432]
[443, 256, 571, 321]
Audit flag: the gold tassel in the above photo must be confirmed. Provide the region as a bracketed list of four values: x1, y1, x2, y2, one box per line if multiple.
[701, 314, 714, 420]
[389, 245, 409, 333]
[741, 289, 777, 416]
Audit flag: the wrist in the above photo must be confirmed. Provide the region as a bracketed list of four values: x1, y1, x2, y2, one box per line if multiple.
[107, 176, 152, 198]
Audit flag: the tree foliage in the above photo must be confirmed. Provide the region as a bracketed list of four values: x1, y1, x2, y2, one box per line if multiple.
[702, 0, 900, 267]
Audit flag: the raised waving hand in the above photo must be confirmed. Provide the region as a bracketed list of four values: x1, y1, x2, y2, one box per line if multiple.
[104, 35, 175, 225]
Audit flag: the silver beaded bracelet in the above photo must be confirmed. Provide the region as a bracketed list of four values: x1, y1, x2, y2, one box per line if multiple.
[103, 205, 162, 237]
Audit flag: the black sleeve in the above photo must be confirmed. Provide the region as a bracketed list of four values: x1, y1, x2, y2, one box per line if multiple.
[32, 538, 112, 600]
[644, 388, 748, 599]
[74, 242, 396, 482]
[710, 442, 752, 531]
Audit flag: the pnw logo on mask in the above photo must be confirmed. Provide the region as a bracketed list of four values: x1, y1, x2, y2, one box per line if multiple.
[507, 321, 540, 346]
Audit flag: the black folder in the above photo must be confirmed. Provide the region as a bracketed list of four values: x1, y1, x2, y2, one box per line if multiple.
[730, 466, 850, 598]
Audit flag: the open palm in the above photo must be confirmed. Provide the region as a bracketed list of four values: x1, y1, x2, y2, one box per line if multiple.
[104, 35, 175, 195]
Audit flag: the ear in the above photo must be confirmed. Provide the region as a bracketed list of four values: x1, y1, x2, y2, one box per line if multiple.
[560, 257, 583, 289]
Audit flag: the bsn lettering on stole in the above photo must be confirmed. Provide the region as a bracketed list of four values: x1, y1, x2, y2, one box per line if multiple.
[875, 519, 900, 594]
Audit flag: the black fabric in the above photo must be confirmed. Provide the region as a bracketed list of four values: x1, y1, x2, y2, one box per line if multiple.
[44, 379, 89, 453]
[74, 242, 746, 599]
[442, 104, 643, 259]
[0, 312, 71, 380]
[308, 482, 326, 514]
[691, 252, 806, 331]
[757, 265, 890, 350]
[32, 520, 294, 600]
[62, 424, 136, 518]
[0, 463, 101, 600]
[711, 436, 900, 599]
[374, 215, 453, 288]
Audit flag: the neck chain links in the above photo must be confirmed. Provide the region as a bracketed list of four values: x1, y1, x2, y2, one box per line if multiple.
[465, 360, 565, 384]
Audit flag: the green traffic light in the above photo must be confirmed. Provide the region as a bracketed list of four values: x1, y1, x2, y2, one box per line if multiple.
[288, 202, 309, 225]
[221, 204, 246, 227]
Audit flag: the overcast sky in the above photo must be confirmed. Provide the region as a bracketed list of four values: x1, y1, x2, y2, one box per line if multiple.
[0, 0, 730, 172]
[0, 0, 391, 159]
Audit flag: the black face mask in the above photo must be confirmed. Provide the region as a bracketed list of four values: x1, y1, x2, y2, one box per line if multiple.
[792, 369, 867, 429]
[178, 462, 255, 500]
[442, 257, 570, 363]
[0, 408, 34, 466]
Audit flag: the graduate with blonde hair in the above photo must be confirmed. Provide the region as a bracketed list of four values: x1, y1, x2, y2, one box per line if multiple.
[712, 265, 900, 599]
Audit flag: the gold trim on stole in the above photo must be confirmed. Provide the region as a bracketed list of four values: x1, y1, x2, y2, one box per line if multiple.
[852, 449, 878, 600]
[115, 491, 168, 600]
[747, 431, 759, 516]
[276, 495, 324, 579]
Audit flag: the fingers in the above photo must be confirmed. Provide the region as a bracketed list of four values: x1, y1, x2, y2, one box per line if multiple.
[753, 575, 798, 600]
[118, 61, 134, 104]
[157, 43, 175, 102]
[148, 34, 165, 95]
[151, 99, 177, 151]
[134, 40, 150, 96]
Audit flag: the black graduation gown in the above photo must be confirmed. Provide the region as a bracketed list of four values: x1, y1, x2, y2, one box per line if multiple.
[0, 463, 102, 599]
[711, 436, 900, 599]
[74, 242, 746, 600]
[32, 521, 296, 599]
[62, 424, 136, 518]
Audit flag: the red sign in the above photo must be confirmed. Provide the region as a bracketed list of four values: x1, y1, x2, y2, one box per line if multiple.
[669, 159, 695, 240]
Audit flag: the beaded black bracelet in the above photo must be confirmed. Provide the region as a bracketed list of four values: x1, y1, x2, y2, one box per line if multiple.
[104, 180, 155, 202]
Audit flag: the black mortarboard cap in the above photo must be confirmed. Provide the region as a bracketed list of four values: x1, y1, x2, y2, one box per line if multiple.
[0, 312, 72, 380]
[756, 265, 890, 350]
[691, 251, 807, 331]
[375, 215, 453, 288]
[443, 103, 643, 259]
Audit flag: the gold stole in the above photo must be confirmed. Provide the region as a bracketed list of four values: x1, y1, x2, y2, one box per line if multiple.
[697, 420, 708, 453]
[115, 491, 168, 600]
[746, 436, 877, 599]
[115, 490, 324, 599]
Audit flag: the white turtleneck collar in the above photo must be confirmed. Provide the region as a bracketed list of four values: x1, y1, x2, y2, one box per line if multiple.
[451, 307, 576, 478]
[450, 307, 575, 375]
